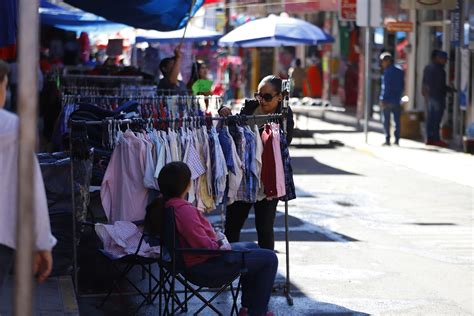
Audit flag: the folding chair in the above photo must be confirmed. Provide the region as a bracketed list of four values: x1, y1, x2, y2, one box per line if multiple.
[159, 206, 249, 316]
[96, 221, 161, 314]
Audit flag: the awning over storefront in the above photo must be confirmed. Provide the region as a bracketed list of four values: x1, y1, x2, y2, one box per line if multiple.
[63, 0, 205, 31]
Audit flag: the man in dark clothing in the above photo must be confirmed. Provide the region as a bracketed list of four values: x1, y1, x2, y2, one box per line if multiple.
[157, 45, 187, 95]
[379, 52, 404, 146]
[422, 50, 449, 147]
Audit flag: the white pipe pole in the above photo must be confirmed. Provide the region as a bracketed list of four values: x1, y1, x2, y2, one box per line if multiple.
[14, 0, 39, 314]
[364, 2, 372, 143]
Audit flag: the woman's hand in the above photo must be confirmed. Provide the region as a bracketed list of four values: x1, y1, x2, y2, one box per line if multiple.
[218, 106, 232, 117]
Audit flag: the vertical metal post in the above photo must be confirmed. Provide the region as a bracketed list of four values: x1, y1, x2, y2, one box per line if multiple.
[70, 133, 79, 294]
[407, 9, 417, 111]
[364, 3, 372, 143]
[453, 0, 465, 146]
[14, 0, 39, 315]
[282, 86, 293, 305]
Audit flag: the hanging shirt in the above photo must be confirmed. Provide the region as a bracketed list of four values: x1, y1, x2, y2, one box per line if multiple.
[160, 130, 172, 164]
[0, 109, 57, 251]
[226, 129, 243, 205]
[279, 126, 296, 201]
[154, 131, 167, 181]
[218, 126, 235, 174]
[201, 127, 213, 197]
[143, 135, 159, 190]
[235, 126, 248, 202]
[184, 131, 206, 204]
[168, 129, 180, 162]
[210, 127, 228, 206]
[254, 124, 265, 201]
[101, 130, 149, 223]
[196, 127, 215, 212]
[261, 124, 277, 197]
[243, 126, 258, 202]
[271, 123, 286, 199]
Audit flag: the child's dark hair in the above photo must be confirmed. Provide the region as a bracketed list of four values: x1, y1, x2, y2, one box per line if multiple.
[145, 162, 191, 236]
[187, 60, 205, 90]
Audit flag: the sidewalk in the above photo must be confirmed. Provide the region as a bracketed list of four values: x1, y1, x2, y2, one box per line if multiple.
[0, 276, 79, 316]
[294, 112, 474, 188]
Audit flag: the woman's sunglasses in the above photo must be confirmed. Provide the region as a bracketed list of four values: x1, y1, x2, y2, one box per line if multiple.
[254, 92, 278, 102]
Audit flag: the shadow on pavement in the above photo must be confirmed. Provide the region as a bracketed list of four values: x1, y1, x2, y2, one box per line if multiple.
[291, 157, 360, 176]
[77, 274, 370, 316]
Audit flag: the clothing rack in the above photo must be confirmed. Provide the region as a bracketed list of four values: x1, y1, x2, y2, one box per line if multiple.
[69, 113, 281, 126]
[62, 94, 224, 101]
[62, 74, 144, 82]
[68, 112, 293, 306]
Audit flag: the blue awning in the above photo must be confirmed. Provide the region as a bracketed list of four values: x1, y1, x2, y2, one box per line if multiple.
[63, 0, 205, 31]
[136, 26, 221, 43]
[0, 0, 17, 47]
[40, 1, 121, 27]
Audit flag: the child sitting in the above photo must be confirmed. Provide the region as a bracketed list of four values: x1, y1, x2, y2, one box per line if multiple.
[145, 162, 277, 316]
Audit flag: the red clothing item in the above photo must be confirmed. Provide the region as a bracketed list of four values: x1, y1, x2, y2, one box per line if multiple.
[261, 125, 277, 197]
[165, 198, 219, 268]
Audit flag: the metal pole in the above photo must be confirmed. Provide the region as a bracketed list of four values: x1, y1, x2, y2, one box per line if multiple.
[70, 134, 79, 294]
[282, 90, 293, 306]
[14, 0, 39, 314]
[364, 2, 372, 143]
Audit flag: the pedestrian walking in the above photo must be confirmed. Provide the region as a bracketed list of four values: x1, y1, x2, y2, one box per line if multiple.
[288, 58, 306, 97]
[0, 59, 56, 299]
[422, 50, 451, 147]
[379, 52, 404, 146]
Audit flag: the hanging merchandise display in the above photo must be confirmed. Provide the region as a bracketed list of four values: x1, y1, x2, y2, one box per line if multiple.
[66, 85, 295, 306]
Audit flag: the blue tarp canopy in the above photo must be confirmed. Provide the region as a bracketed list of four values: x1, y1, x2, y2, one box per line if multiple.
[0, 0, 17, 47]
[40, 0, 127, 30]
[136, 26, 221, 43]
[63, 0, 205, 31]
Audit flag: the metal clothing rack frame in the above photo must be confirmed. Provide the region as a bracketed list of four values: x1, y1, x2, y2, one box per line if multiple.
[68, 112, 293, 306]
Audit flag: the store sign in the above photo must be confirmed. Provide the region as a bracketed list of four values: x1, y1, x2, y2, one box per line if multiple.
[356, 0, 382, 27]
[400, 0, 456, 10]
[385, 21, 413, 32]
[339, 0, 357, 21]
[470, 1, 474, 50]
[284, 0, 338, 13]
[451, 0, 461, 47]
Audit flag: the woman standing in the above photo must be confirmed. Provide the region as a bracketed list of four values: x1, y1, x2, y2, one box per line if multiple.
[219, 75, 295, 250]
[187, 60, 213, 95]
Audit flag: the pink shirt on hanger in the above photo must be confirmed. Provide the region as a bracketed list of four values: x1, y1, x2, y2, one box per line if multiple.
[272, 123, 286, 198]
[101, 130, 149, 223]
